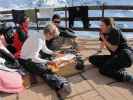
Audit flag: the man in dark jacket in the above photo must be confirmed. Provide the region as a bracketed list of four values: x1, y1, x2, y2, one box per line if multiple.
[40, 14, 79, 60]
[52, 14, 77, 38]
[44, 14, 78, 51]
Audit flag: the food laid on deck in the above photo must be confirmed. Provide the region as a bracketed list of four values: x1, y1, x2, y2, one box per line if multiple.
[48, 52, 85, 77]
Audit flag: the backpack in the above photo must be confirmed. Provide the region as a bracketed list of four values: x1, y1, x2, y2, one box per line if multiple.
[0, 23, 14, 44]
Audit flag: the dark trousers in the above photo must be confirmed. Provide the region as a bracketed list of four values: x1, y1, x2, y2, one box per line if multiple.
[18, 59, 68, 91]
[89, 51, 133, 82]
[68, 6, 89, 29]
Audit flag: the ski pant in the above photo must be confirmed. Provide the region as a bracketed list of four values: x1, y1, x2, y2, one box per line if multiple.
[68, 6, 89, 29]
[18, 59, 69, 91]
[89, 49, 133, 82]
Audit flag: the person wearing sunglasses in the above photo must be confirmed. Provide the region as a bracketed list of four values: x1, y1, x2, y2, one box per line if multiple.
[44, 14, 78, 51]
[52, 14, 77, 38]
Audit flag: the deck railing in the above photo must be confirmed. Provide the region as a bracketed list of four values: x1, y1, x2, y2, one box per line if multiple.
[0, 5, 133, 32]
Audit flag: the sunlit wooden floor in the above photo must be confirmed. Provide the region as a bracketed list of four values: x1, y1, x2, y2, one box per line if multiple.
[1, 38, 133, 100]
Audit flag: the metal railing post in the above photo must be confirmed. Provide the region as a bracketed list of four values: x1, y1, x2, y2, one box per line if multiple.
[65, 6, 68, 28]
[102, 3, 105, 18]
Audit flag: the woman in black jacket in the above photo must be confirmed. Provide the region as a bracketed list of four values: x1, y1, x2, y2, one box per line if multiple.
[89, 18, 133, 82]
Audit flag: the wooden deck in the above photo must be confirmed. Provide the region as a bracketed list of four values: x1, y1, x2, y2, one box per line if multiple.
[1, 38, 133, 100]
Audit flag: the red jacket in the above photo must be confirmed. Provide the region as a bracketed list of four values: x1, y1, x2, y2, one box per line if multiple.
[13, 21, 29, 58]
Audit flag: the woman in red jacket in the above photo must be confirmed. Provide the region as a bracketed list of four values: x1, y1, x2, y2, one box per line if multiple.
[12, 17, 29, 58]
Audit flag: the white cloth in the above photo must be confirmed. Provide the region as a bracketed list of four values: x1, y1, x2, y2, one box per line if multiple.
[20, 32, 54, 64]
[38, 8, 54, 19]
[53, 54, 76, 62]
[53, 54, 76, 67]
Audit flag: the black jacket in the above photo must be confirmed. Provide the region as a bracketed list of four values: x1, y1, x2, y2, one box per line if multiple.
[59, 26, 77, 38]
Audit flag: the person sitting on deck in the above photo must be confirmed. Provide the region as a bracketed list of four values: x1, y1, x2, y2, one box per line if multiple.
[45, 14, 78, 51]
[40, 14, 79, 59]
[0, 29, 20, 69]
[19, 23, 71, 98]
[52, 14, 77, 38]
[89, 18, 133, 83]
[7, 16, 30, 59]
[0, 33, 24, 93]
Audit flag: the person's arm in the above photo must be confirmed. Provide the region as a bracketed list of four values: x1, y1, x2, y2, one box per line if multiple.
[1, 45, 10, 54]
[32, 55, 49, 64]
[41, 40, 63, 57]
[97, 33, 105, 53]
[0, 40, 18, 65]
[98, 42, 105, 52]
[29, 38, 50, 64]
[66, 28, 75, 33]
[41, 39, 54, 55]
[103, 39, 118, 52]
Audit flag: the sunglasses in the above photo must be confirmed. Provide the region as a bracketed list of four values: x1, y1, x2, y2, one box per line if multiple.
[54, 20, 61, 23]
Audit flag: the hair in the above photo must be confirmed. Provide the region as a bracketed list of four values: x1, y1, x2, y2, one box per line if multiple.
[101, 18, 116, 28]
[19, 16, 29, 25]
[52, 14, 61, 21]
[43, 23, 60, 36]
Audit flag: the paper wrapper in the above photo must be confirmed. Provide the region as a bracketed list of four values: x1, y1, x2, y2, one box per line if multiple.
[48, 54, 81, 77]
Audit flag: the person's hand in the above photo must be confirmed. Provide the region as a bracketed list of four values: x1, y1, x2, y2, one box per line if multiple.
[54, 52, 64, 57]
[100, 33, 106, 40]
[47, 61, 59, 72]
[47, 61, 56, 65]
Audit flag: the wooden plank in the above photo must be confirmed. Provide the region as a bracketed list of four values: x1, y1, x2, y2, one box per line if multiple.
[55, 5, 133, 11]
[28, 27, 133, 33]
[81, 68, 116, 88]
[0, 5, 133, 14]
[67, 75, 93, 98]
[18, 83, 58, 100]
[70, 95, 82, 100]
[110, 82, 133, 100]
[81, 90, 104, 100]
[38, 18, 51, 21]
[94, 85, 127, 100]
[0, 11, 12, 14]
[61, 17, 133, 21]
[66, 90, 104, 100]
[4, 17, 133, 23]
[1, 93, 17, 100]
[103, 5, 133, 10]
[72, 28, 133, 32]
